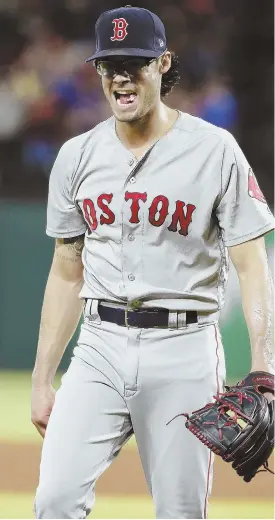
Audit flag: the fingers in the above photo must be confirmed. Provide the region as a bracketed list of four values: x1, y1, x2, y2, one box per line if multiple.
[31, 417, 49, 438]
[263, 391, 275, 403]
[31, 385, 56, 439]
[34, 423, 46, 438]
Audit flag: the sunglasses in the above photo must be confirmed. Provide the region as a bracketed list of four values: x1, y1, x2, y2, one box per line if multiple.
[95, 57, 157, 78]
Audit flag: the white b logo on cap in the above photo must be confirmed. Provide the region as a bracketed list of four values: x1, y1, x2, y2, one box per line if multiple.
[111, 18, 129, 41]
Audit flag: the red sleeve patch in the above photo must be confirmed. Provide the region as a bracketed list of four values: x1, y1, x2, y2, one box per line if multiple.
[248, 168, 266, 203]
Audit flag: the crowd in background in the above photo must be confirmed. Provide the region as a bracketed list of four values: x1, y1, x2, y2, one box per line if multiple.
[0, 0, 262, 199]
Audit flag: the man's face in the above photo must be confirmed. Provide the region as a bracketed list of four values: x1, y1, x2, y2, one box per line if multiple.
[97, 53, 171, 122]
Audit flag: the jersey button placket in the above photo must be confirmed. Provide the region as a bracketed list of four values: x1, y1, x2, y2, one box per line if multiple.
[121, 160, 143, 300]
[126, 175, 137, 287]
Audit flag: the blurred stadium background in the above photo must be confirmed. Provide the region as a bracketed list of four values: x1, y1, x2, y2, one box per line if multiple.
[0, 0, 274, 518]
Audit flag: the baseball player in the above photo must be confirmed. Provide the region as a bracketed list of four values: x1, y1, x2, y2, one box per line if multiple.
[31, 6, 275, 519]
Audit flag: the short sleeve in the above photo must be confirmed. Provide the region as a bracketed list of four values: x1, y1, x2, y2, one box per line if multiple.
[46, 141, 87, 238]
[216, 133, 275, 246]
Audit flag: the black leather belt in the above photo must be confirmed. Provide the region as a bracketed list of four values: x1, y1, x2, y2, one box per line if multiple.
[97, 302, 198, 328]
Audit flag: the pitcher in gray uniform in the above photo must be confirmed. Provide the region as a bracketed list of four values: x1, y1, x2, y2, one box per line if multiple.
[32, 6, 275, 519]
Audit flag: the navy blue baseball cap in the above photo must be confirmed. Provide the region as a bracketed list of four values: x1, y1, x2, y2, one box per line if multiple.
[86, 6, 167, 62]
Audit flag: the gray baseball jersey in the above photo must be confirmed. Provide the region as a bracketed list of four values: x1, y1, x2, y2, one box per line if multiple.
[46, 112, 274, 313]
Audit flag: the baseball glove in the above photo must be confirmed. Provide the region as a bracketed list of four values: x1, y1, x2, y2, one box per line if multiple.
[168, 371, 274, 482]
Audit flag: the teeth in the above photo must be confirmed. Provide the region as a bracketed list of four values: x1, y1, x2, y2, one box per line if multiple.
[115, 92, 136, 96]
[116, 93, 137, 106]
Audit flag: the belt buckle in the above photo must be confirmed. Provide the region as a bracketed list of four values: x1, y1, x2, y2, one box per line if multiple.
[124, 307, 139, 328]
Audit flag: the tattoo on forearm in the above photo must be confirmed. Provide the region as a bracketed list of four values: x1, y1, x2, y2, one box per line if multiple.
[264, 347, 274, 369]
[263, 311, 274, 369]
[63, 236, 85, 255]
[259, 274, 275, 370]
[55, 235, 85, 262]
[264, 274, 274, 369]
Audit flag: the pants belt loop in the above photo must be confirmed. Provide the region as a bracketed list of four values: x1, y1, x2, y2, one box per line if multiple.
[83, 298, 90, 319]
[87, 299, 101, 324]
[168, 311, 178, 329]
[177, 311, 187, 328]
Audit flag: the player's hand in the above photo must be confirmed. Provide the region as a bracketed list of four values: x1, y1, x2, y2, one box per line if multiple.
[250, 366, 275, 403]
[264, 391, 275, 403]
[31, 385, 56, 438]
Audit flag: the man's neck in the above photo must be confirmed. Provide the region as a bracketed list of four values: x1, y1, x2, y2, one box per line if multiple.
[115, 103, 179, 152]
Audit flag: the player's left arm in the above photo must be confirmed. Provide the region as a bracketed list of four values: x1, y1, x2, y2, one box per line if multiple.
[228, 235, 274, 379]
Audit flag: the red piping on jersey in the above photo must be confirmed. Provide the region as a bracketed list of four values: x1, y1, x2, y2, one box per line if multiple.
[203, 325, 220, 519]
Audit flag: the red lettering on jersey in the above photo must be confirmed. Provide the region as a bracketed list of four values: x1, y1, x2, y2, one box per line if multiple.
[248, 168, 266, 203]
[83, 198, 98, 232]
[168, 201, 196, 236]
[149, 195, 169, 226]
[125, 191, 147, 223]
[97, 194, 115, 225]
[111, 18, 128, 41]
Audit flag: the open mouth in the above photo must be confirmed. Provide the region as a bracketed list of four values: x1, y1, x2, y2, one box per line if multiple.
[114, 91, 138, 107]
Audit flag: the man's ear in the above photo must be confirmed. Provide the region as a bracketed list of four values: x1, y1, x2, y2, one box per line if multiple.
[159, 51, 171, 74]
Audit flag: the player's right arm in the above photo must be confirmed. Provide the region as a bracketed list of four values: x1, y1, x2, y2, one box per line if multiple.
[31, 138, 87, 437]
[31, 234, 85, 437]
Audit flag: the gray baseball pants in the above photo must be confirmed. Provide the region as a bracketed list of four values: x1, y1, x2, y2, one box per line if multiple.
[34, 301, 225, 519]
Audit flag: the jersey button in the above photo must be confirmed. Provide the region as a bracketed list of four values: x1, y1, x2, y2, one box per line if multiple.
[128, 274, 135, 281]
[128, 234, 135, 241]
[129, 159, 135, 166]
[129, 177, 136, 184]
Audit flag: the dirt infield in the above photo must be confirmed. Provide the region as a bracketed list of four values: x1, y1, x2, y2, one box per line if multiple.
[1, 443, 273, 499]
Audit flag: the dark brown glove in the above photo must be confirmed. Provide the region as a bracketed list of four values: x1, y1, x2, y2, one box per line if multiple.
[168, 371, 274, 482]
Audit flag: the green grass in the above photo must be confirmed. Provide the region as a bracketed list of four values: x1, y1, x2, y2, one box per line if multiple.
[0, 371, 136, 448]
[0, 371, 44, 444]
[0, 493, 273, 519]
